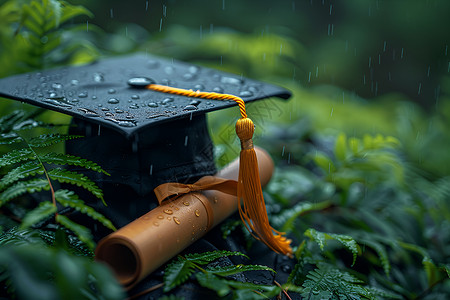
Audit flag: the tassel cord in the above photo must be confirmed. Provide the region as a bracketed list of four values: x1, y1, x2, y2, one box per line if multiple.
[147, 83, 293, 256]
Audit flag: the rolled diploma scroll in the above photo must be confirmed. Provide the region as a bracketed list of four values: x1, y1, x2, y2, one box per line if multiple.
[95, 147, 274, 289]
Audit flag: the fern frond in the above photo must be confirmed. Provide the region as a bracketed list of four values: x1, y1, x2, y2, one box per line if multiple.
[0, 227, 46, 246]
[55, 189, 115, 231]
[184, 250, 248, 264]
[0, 179, 49, 207]
[0, 148, 35, 167]
[305, 228, 360, 266]
[0, 161, 43, 190]
[206, 264, 275, 276]
[0, 134, 23, 145]
[48, 168, 105, 203]
[163, 258, 195, 292]
[55, 214, 94, 250]
[274, 201, 332, 233]
[20, 201, 56, 229]
[28, 134, 82, 148]
[360, 238, 391, 276]
[41, 153, 110, 175]
[196, 272, 280, 298]
[301, 264, 367, 300]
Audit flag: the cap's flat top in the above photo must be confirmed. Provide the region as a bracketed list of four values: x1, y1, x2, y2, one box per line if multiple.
[0, 54, 291, 137]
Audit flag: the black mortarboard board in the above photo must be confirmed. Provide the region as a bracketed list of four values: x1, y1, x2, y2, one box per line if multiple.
[0, 53, 290, 138]
[0, 53, 292, 242]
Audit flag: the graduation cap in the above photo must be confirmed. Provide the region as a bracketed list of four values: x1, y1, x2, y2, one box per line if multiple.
[0, 53, 293, 256]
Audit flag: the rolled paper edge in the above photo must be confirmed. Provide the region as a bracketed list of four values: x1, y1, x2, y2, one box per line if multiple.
[95, 147, 274, 289]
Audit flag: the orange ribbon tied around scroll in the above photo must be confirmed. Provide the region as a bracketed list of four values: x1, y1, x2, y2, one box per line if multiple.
[154, 176, 238, 205]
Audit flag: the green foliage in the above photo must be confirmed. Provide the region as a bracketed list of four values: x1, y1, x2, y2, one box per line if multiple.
[0, 243, 125, 300]
[300, 264, 401, 300]
[0, 0, 99, 77]
[0, 110, 113, 246]
[305, 228, 360, 266]
[163, 251, 278, 299]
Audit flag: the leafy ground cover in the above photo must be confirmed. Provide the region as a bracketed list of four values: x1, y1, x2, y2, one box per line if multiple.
[0, 0, 449, 299]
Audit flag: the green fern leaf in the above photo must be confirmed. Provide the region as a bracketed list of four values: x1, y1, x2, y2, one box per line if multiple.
[0, 179, 49, 207]
[0, 134, 23, 145]
[56, 214, 94, 250]
[41, 153, 110, 175]
[48, 168, 105, 203]
[0, 161, 43, 190]
[196, 272, 280, 299]
[163, 258, 195, 292]
[184, 250, 248, 264]
[360, 238, 391, 276]
[55, 189, 115, 231]
[305, 228, 359, 266]
[59, 2, 93, 24]
[301, 264, 368, 300]
[20, 201, 56, 229]
[365, 287, 402, 299]
[0, 148, 36, 167]
[28, 134, 82, 148]
[206, 264, 275, 276]
[278, 201, 332, 233]
[0, 227, 46, 246]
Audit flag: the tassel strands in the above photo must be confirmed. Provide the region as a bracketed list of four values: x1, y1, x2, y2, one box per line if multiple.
[146, 83, 293, 257]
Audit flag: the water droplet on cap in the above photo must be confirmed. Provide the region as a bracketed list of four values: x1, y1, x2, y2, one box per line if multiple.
[147, 60, 160, 69]
[164, 66, 175, 74]
[183, 201, 190, 206]
[115, 109, 124, 114]
[148, 102, 158, 108]
[129, 104, 139, 109]
[239, 90, 254, 97]
[93, 72, 104, 82]
[213, 87, 224, 93]
[195, 210, 200, 217]
[162, 97, 174, 105]
[52, 83, 62, 89]
[108, 98, 119, 104]
[131, 94, 140, 99]
[221, 76, 244, 85]
[117, 120, 137, 127]
[153, 222, 159, 227]
[101, 107, 109, 111]
[71, 79, 79, 86]
[127, 77, 155, 87]
[173, 217, 181, 225]
[108, 88, 116, 94]
[183, 105, 198, 111]
[78, 92, 88, 98]
[164, 209, 173, 215]
[189, 100, 201, 106]
[193, 84, 204, 90]
[157, 215, 164, 219]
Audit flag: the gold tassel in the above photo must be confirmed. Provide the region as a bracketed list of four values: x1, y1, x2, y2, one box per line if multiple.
[236, 118, 292, 256]
[146, 83, 293, 256]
